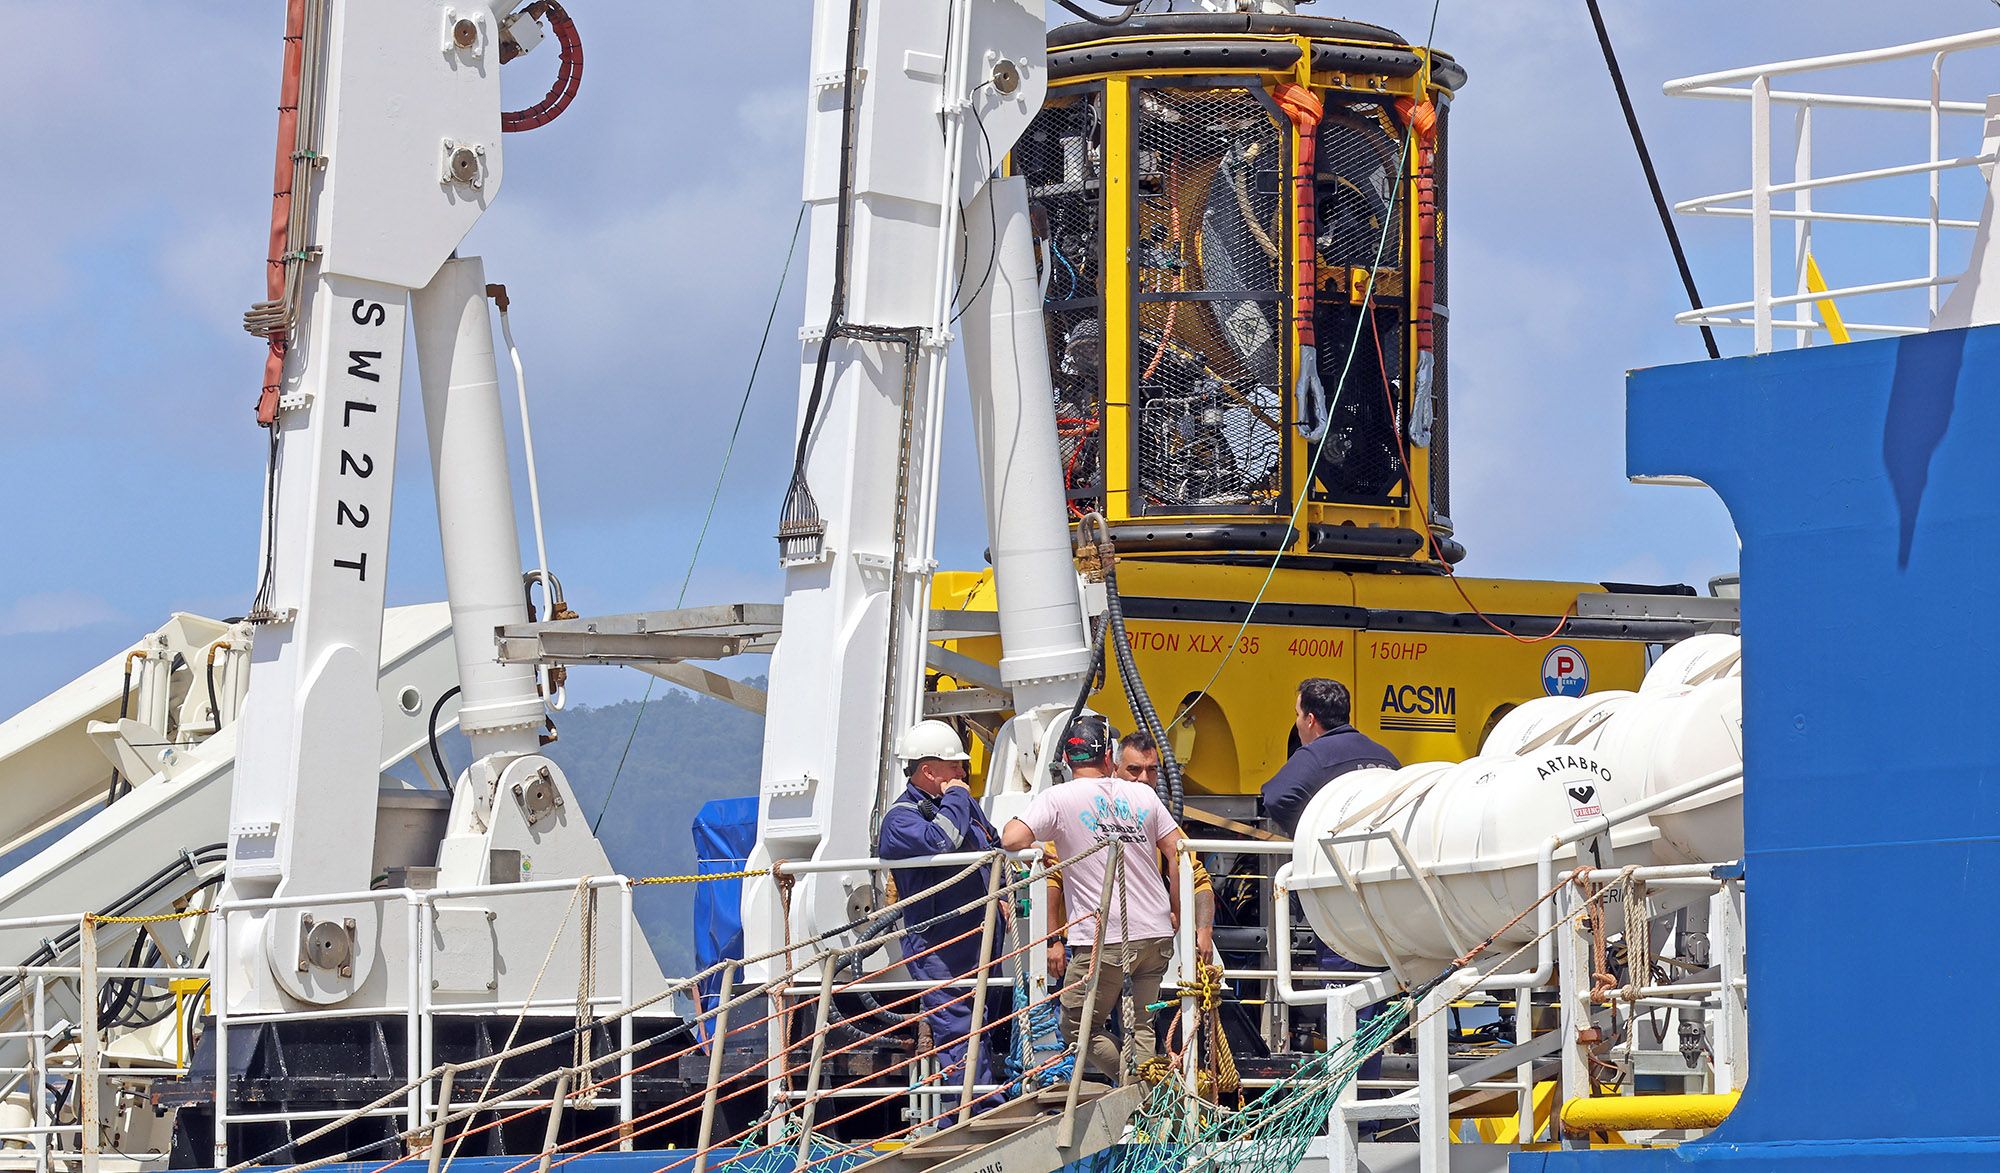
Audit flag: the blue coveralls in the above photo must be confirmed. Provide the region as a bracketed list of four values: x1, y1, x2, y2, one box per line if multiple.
[878, 782, 1006, 1104]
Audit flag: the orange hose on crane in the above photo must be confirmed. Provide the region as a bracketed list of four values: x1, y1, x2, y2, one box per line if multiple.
[501, 1, 584, 133]
[254, 0, 306, 427]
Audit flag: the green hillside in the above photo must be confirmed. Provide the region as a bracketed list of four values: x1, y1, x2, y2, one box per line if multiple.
[531, 684, 766, 977]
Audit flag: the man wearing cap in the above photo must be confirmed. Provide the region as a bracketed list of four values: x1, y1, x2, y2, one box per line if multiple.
[1000, 715, 1194, 1083]
[878, 719, 1006, 1105]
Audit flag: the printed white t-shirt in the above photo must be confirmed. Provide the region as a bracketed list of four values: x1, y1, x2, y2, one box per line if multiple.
[1017, 773, 1177, 946]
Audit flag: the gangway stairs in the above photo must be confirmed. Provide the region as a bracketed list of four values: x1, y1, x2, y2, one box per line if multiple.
[848, 1084, 1141, 1173]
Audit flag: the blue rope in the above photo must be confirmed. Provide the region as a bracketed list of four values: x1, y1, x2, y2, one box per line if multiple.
[1005, 974, 1074, 1094]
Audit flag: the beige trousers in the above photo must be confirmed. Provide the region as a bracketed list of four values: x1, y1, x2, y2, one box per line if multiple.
[1060, 936, 1174, 1083]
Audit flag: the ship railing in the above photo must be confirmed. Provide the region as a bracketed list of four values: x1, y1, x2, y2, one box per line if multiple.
[1664, 27, 2000, 352]
[493, 843, 1115, 1173]
[0, 909, 208, 1173]
[205, 873, 645, 1169]
[1187, 762, 1744, 1172]
[178, 843, 1115, 1173]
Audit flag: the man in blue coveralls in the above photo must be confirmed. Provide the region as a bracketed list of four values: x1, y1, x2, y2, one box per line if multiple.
[878, 719, 1006, 1108]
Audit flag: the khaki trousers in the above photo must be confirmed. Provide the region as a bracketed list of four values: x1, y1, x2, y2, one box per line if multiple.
[1060, 936, 1174, 1083]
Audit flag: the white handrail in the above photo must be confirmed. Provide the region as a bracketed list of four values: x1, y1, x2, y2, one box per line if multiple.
[1677, 86, 1986, 115]
[1664, 27, 2000, 91]
[1665, 28, 2000, 351]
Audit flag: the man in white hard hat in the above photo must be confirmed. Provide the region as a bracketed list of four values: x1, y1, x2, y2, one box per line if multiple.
[878, 720, 1007, 1107]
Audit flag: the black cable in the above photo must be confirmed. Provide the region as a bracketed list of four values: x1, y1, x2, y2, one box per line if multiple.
[1583, 0, 1721, 360]
[0, 847, 226, 998]
[105, 659, 134, 809]
[428, 685, 462, 790]
[948, 82, 1001, 324]
[1057, 614, 1109, 786]
[204, 649, 222, 732]
[249, 423, 284, 619]
[596, 204, 806, 836]
[1054, 0, 1142, 26]
[786, 0, 866, 489]
[1104, 560, 1183, 818]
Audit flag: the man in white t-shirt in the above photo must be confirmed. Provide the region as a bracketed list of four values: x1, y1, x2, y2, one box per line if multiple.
[1000, 715, 1190, 1083]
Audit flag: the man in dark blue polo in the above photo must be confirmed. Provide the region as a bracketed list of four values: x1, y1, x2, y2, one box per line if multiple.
[1260, 678, 1399, 1086]
[878, 720, 1005, 1107]
[1260, 678, 1400, 837]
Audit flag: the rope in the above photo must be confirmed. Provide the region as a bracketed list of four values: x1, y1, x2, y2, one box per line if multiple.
[538, 910, 1098, 1173]
[1189, 961, 1239, 1096]
[85, 909, 206, 926]
[439, 877, 588, 1173]
[573, 885, 599, 1102]
[1621, 872, 1651, 1006]
[631, 868, 770, 886]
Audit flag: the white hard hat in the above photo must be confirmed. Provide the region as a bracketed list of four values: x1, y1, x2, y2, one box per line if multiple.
[896, 719, 970, 763]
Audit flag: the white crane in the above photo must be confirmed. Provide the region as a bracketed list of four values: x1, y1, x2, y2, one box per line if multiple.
[216, 0, 660, 1014]
[738, 0, 1098, 969]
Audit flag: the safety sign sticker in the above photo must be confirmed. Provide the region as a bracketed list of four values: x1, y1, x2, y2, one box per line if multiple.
[1542, 644, 1589, 697]
[1538, 752, 1611, 823]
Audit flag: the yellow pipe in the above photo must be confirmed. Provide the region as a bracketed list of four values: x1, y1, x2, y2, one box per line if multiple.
[1560, 1092, 1740, 1136]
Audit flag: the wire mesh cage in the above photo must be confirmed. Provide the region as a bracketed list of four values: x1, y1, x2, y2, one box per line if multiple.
[1020, 89, 1107, 516]
[1130, 85, 1288, 514]
[1309, 99, 1409, 505]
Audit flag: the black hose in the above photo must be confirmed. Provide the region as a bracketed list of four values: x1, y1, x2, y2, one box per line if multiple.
[1106, 575, 1182, 817]
[827, 913, 915, 1034]
[101, 874, 226, 1029]
[1077, 514, 1184, 816]
[428, 685, 462, 789]
[1052, 615, 1110, 786]
[204, 650, 222, 731]
[1054, 0, 1142, 26]
[0, 845, 226, 1000]
[1583, 0, 1720, 360]
[781, 0, 865, 529]
[96, 931, 151, 1027]
[105, 660, 135, 809]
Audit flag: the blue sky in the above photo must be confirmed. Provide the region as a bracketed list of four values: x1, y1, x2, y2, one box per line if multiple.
[1, 2, 1995, 716]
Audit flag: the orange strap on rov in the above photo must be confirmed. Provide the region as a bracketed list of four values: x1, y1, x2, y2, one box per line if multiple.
[1273, 84, 1324, 352]
[1396, 97, 1441, 352]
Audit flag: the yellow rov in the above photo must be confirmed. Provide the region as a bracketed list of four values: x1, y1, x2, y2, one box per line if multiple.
[933, 10, 1697, 818]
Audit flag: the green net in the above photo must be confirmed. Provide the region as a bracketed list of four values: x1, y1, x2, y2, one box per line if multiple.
[707, 1121, 864, 1173]
[1113, 995, 1412, 1173]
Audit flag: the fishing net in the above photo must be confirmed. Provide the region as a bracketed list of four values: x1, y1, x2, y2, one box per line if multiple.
[1113, 995, 1411, 1173]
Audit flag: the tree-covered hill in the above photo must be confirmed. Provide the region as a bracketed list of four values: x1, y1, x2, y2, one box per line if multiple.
[528, 683, 766, 977]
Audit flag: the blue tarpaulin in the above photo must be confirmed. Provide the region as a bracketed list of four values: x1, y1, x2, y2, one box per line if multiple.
[690, 796, 759, 1048]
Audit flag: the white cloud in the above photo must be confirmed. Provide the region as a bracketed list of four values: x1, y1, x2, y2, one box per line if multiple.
[0, 592, 123, 638]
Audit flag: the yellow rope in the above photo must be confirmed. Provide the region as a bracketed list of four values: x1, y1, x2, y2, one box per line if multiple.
[87, 908, 209, 925]
[632, 868, 770, 887]
[1189, 961, 1240, 1095]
